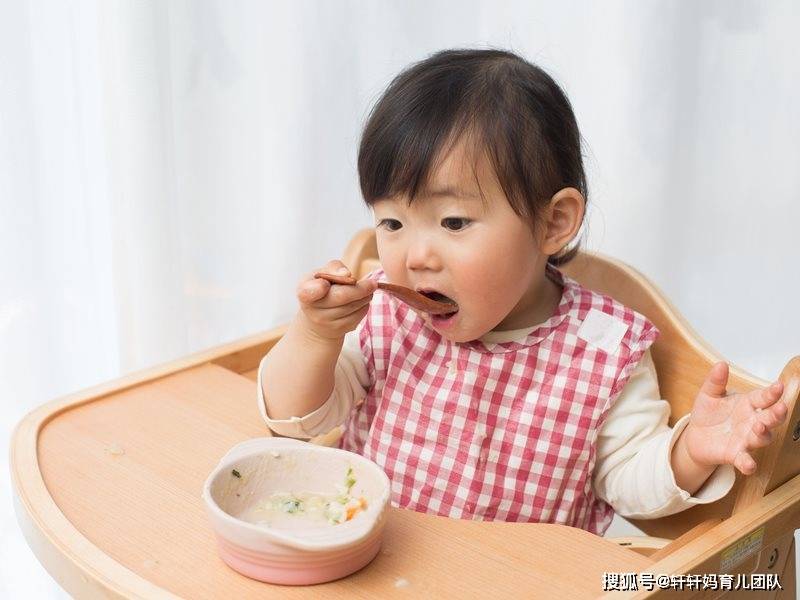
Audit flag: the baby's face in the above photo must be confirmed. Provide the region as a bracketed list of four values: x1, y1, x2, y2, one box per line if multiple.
[373, 141, 555, 343]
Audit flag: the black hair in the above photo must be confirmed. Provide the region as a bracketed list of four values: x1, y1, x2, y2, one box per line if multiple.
[357, 48, 587, 266]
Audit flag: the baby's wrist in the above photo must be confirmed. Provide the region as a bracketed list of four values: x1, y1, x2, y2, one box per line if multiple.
[294, 312, 346, 348]
[672, 425, 717, 494]
[676, 421, 719, 470]
[678, 425, 714, 469]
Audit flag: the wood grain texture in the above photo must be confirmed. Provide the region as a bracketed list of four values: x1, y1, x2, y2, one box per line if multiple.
[17, 363, 650, 598]
[603, 475, 800, 599]
[649, 519, 723, 562]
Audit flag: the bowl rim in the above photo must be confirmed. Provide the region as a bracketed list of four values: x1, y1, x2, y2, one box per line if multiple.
[202, 438, 392, 551]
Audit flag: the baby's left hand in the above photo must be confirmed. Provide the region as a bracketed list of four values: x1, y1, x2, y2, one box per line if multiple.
[683, 362, 787, 475]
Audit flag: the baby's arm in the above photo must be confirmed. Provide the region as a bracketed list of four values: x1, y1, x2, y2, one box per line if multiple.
[258, 330, 369, 438]
[261, 260, 376, 423]
[593, 350, 735, 519]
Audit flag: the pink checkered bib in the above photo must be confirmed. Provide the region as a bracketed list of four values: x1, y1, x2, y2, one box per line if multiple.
[340, 265, 658, 534]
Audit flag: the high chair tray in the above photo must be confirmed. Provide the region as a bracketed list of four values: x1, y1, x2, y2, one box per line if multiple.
[10, 327, 652, 599]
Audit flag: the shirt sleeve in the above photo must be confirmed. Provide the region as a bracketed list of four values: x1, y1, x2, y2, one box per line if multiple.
[593, 349, 736, 519]
[256, 330, 370, 439]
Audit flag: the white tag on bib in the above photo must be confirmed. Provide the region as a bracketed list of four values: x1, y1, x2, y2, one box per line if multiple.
[576, 309, 629, 354]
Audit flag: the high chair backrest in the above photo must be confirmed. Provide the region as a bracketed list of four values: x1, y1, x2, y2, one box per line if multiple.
[342, 228, 800, 540]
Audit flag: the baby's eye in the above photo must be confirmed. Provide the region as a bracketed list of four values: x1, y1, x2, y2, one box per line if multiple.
[441, 217, 471, 231]
[377, 218, 402, 232]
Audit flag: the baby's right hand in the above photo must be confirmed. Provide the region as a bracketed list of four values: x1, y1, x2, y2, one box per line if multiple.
[296, 259, 377, 342]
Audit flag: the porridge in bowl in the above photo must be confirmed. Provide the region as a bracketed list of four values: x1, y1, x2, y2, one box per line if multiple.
[239, 466, 369, 530]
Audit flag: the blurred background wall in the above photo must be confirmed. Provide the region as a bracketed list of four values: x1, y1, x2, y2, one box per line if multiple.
[2, 1, 798, 596]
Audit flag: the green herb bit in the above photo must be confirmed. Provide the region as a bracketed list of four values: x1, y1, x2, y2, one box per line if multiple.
[232, 469, 241, 478]
[281, 499, 302, 514]
[345, 466, 356, 491]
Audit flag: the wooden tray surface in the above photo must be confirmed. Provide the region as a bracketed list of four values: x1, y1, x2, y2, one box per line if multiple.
[22, 362, 651, 598]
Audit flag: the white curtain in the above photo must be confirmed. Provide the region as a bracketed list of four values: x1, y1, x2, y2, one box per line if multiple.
[2, 1, 798, 596]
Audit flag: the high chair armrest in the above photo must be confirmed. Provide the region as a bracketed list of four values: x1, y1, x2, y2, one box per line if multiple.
[608, 520, 724, 560]
[648, 518, 723, 561]
[609, 535, 672, 558]
[603, 473, 800, 599]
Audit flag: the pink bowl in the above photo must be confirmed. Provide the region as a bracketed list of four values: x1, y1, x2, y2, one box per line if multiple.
[202, 437, 391, 585]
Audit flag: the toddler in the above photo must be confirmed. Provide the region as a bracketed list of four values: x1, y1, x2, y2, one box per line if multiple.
[258, 49, 786, 535]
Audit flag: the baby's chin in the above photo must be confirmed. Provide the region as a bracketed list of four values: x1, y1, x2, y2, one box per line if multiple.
[416, 310, 489, 343]
[442, 332, 483, 344]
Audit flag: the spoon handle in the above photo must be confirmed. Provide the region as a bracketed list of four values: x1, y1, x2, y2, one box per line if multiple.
[313, 271, 458, 315]
[313, 272, 357, 286]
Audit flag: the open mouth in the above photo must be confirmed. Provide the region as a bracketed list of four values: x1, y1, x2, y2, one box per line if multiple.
[418, 290, 454, 304]
[417, 289, 459, 318]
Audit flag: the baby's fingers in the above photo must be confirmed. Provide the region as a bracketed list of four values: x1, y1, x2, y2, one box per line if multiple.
[321, 259, 351, 278]
[297, 277, 330, 304]
[315, 276, 376, 307]
[750, 381, 785, 410]
[734, 450, 757, 475]
[745, 419, 773, 450]
[755, 399, 789, 432]
[321, 294, 373, 320]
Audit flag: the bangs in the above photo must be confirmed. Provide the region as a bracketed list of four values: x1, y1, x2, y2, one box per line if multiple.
[357, 72, 478, 204]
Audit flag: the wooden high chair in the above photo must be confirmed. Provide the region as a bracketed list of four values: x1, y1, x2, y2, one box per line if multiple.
[10, 228, 799, 599]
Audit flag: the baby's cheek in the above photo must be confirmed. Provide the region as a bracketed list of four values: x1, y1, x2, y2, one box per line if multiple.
[379, 261, 406, 287]
[469, 269, 511, 304]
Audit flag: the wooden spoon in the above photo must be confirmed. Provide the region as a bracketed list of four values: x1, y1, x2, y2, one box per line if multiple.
[314, 271, 459, 315]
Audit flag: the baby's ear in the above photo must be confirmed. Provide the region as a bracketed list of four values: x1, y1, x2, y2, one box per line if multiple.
[539, 187, 585, 255]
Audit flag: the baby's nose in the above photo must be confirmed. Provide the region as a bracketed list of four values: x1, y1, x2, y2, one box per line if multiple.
[405, 237, 441, 271]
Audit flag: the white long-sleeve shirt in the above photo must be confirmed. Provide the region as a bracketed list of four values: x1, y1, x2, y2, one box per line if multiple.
[258, 327, 735, 520]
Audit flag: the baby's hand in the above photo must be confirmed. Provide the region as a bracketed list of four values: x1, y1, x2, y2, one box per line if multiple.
[682, 362, 787, 475]
[295, 260, 377, 342]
